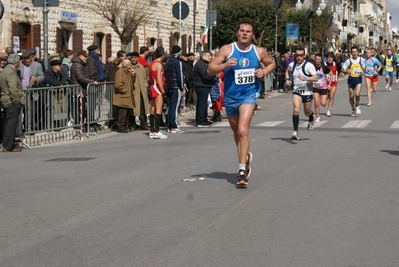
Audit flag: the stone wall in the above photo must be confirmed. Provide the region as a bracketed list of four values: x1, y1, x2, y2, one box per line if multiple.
[0, 0, 206, 57]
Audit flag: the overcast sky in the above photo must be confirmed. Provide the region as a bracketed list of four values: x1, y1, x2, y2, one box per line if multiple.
[387, 0, 399, 29]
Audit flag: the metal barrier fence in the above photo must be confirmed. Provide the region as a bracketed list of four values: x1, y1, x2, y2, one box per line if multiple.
[24, 84, 83, 136]
[85, 82, 115, 138]
[23, 82, 115, 140]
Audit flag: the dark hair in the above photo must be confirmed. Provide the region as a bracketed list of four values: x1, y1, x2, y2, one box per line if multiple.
[327, 52, 334, 58]
[63, 49, 73, 58]
[315, 53, 322, 58]
[295, 47, 305, 54]
[154, 46, 165, 58]
[236, 18, 255, 33]
[140, 46, 149, 54]
[351, 46, 359, 52]
[117, 50, 126, 58]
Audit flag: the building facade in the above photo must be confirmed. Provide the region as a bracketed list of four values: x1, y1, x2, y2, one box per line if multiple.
[0, 0, 206, 61]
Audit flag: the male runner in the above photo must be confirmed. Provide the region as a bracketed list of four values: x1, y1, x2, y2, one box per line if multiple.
[364, 48, 382, 106]
[341, 46, 365, 117]
[285, 47, 318, 140]
[208, 18, 275, 187]
[383, 49, 396, 91]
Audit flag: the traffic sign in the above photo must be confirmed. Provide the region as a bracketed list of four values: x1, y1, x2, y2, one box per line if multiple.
[32, 0, 59, 7]
[172, 1, 189, 20]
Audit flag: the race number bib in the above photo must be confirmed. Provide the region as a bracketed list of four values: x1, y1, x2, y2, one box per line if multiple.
[235, 68, 255, 85]
[366, 66, 374, 73]
[386, 63, 392, 67]
[313, 80, 322, 87]
[353, 68, 362, 75]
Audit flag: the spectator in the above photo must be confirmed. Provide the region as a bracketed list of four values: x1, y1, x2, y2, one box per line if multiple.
[113, 59, 136, 133]
[165, 45, 185, 133]
[130, 52, 150, 131]
[86, 44, 105, 82]
[62, 50, 74, 82]
[193, 51, 216, 127]
[70, 50, 98, 127]
[186, 52, 196, 105]
[0, 53, 25, 152]
[0, 51, 8, 142]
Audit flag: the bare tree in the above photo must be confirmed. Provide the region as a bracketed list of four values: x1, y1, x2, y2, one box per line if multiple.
[91, 0, 153, 50]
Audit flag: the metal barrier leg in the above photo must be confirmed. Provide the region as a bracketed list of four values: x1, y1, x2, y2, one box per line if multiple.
[15, 138, 32, 149]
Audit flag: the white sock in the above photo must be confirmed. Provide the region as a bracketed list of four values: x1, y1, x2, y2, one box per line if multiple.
[238, 164, 246, 171]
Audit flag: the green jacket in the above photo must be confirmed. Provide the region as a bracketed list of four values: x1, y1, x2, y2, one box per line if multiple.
[0, 65, 25, 108]
[394, 53, 399, 66]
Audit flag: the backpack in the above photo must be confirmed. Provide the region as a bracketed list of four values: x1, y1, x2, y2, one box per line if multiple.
[210, 79, 220, 102]
[289, 60, 312, 90]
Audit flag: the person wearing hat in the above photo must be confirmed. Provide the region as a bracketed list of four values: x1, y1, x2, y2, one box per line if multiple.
[130, 51, 150, 131]
[86, 44, 104, 82]
[164, 45, 185, 134]
[186, 52, 196, 105]
[41, 60, 63, 87]
[0, 53, 25, 152]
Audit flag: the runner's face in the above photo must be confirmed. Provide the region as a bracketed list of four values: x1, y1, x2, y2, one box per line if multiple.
[327, 57, 334, 64]
[236, 24, 254, 44]
[351, 49, 358, 58]
[365, 50, 371, 57]
[315, 56, 322, 65]
[295, 51, 305, 64]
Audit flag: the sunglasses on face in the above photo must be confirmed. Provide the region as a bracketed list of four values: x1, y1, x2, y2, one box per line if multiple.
[295, 54, 305, 57]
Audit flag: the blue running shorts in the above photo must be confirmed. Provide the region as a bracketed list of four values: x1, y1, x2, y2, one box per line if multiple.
[224, 93, 257, 117]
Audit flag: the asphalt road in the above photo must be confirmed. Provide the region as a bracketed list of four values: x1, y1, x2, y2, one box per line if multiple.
[1, 76, 398, 267]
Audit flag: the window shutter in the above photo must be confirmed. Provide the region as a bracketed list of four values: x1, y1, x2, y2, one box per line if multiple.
[56, 27, 63, 53]
[156, 38, 162, 48]
[181, 34, 187, 54]
[169, 32, 173, 53]
[133, 35, 139, 52]
[105, 33, 112, 59]
[73, 30, 83, 51]
[32, 24, 41, 59]
[146, 37, 150, 47]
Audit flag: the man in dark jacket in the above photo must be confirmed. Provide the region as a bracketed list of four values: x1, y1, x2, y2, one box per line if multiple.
[193, 51, 216, 127]
[70, 50, 98, 126]
[164, 45, 185, 133]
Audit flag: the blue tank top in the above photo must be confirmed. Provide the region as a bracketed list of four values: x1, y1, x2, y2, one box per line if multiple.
[224, 42, 261, 100]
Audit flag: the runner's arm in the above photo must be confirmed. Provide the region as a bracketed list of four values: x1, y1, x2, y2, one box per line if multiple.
[256, 48, 275, 78]
[208, 44, 234, 75]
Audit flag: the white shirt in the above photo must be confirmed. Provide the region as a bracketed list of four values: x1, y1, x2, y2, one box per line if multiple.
[287, 61, 317, 94]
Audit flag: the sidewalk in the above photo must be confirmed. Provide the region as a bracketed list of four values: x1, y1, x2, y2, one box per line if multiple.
[15, 90, 287, 149]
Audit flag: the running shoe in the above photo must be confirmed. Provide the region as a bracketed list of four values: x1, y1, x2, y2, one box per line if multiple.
[396, 79, 398, 83]
[389, 86, 392, 91]
[315, 117, 321, 123]
[356, 106, 361, 115]
[367, 101, 372, 106]
[168, 128, 186, 133]
[291, 131, 299, 140]
[307, 120, 314, 131]
[326, 110, 332, 117]
[236, 169, 248, 187]
[245, 152, 253, 179]
[149, 132, 155, 139]
[152, 131, 168, 139]
[385, 84, 389, 89]
[351, 109, 356, 117]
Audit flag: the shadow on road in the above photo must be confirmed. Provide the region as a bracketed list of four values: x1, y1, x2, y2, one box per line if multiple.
[270, 137, 310, 143]
[380, 150, 399, 156]
[192, 172, 237, 185]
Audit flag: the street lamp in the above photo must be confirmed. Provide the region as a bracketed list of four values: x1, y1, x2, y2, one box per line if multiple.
[296, 0, 323, 52]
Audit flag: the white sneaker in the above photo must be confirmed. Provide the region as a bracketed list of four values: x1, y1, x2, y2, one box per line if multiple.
[389, 86, 392, 91]
[385, 84, 389, 89]
[396, 79, 398, 83]
[326, 110, 332, 117]
[351, 110, 356, 117]
[307, 120, 314, 131]
[152, 131, 168, 139]
[356, 106, 361, 115]
[291, 131, 299, 140]
[168, 128, 186, 133]
[315, 117, 321, 123]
